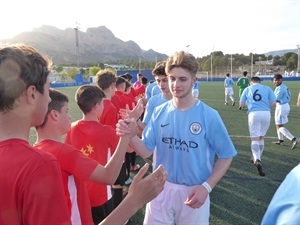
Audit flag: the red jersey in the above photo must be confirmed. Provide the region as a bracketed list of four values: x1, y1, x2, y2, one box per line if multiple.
[111, 91, 122, 114]
[99, 99, 119, 129]
[130, 87, 138, 99]
[34, 140, 98, 225]
[135, 85, 146, 98]
[0, 139, 71, 225]
[65, 120, 119, 206]
[121, 87, 138, 110]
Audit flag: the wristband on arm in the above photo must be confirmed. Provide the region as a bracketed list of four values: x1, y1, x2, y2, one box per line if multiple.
[202, 182, 212, 193]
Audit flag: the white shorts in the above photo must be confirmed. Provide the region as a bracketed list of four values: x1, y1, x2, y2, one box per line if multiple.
[248, 111, 271, 138]
[143, 181, 210, 225]
[225, 87, 234, 96]
[274, 103, 290, 125]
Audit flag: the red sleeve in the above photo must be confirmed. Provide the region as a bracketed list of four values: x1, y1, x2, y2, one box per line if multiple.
[58, 144, 98, 180]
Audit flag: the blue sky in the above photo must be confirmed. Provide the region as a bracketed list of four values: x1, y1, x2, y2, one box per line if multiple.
[1, 0, 299, 57]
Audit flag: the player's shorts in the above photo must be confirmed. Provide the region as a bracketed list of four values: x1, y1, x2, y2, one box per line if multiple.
[248, 111, 271, 138]
[143, 181, 210, 225]
[225, 87, 234, 96]
[274, 103, 290, 125]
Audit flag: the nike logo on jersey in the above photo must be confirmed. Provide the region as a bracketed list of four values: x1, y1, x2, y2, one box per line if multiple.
[161, 123, 170, 127]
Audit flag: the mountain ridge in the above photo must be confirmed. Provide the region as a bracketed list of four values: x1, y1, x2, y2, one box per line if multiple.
[0, 25, 168, 65]
[0, 25, 297, 64]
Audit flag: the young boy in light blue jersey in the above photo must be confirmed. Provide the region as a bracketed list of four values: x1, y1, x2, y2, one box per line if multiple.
[145, 81, 162, 102]
[139, 61, 172, 129]
[272, 74, 299, 149]
[224, 73, 235, 105]
[192, 79, 200, 99]
[239, 76, 276, 176]
[117, 51, 237, 225]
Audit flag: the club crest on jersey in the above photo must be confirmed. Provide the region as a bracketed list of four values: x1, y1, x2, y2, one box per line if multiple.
[190, 122, 202, 135]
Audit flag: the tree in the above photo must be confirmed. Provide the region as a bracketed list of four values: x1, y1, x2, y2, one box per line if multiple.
[89, 66, 101, 76]
[55, 65, 64, 73]
[60, 67, 79, 81]
[286, 53, 298, 70]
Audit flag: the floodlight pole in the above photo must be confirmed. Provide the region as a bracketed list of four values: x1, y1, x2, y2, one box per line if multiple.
[297, 44, 300, 73]
[230, 54, 233, 76]
[74, 22, 80, 68]
[139, 57, 141, 73]
[210, 51, 213, 81]
[250, 53, 254, 77]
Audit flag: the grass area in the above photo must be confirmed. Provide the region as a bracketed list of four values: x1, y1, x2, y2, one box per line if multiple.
[29, 81, 300, 225]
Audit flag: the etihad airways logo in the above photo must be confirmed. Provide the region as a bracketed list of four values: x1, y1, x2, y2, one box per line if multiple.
[162, 137, 198, 153]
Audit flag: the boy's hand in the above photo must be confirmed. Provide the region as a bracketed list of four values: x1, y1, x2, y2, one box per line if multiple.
[126, 164, 167, 208]
[116, 118, 137, 138]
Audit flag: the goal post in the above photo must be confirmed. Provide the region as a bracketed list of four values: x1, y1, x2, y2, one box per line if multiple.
[197, 71, 209, 81]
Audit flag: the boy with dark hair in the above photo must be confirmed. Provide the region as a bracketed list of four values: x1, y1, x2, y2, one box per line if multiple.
[96, 69, 119, 128]
[96, 70, 128, 209]
[240, 76, 276, 176]
[272, 74, 299, 149]
[237, 71, 250, 97]
[111, 76, 127, 114]
[237, 71, 250, 110]
[133, 72, 143, 89]
[135, 76, 148, 97]
[0, 44, 71, 225]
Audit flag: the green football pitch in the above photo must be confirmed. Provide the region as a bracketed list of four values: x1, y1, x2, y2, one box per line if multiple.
[29, 81, 300, 225]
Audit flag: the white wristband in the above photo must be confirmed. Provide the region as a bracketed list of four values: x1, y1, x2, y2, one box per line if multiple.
[202, 182, 212, 193]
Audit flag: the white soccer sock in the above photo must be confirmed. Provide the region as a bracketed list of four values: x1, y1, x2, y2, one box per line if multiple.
[259, 140, 264, 156]
[277, 129, 284, 141]
[251, 141, 260, 161]
[278, 127, 294, 141]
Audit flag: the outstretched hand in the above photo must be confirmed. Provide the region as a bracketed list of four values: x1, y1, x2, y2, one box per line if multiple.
[126, 163, 167, 209]
[119, 98, 144, 120]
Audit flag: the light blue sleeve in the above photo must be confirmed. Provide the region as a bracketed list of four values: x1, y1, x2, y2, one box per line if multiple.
[261, 164, 300, 225]
[143, 97, 156, 125]
[151, 85, 162, 96]
[145, 82, 155, 101]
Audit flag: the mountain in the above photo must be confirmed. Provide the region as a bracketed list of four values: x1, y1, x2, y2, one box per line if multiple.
[0, 25, 168, 65]
[264, 49, 298, 57]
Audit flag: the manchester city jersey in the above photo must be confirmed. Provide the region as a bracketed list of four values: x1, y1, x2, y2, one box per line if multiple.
[142, 99, 237, 186]
[274, 84, 291, 104]
[240, 83, 276, 113]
